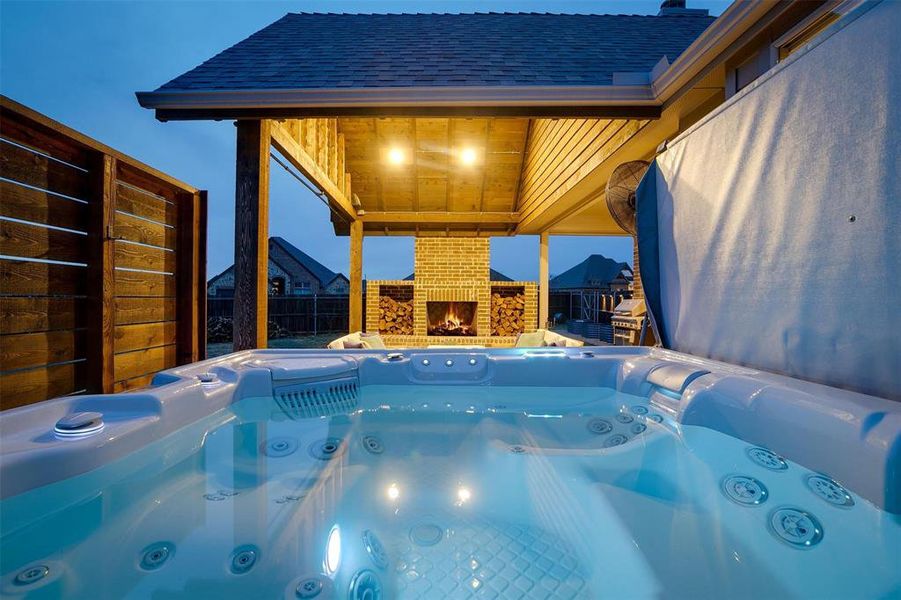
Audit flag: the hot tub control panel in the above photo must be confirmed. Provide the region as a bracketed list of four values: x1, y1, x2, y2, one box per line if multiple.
[407, 352, 493, 384]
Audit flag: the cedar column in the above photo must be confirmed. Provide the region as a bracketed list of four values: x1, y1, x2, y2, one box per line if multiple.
[86, 154, 116, 393]
[538, 231, 549, 329]
[233, 120, 270, 350]
[176, 190, 206, 364]
[349, 219, 364, 333]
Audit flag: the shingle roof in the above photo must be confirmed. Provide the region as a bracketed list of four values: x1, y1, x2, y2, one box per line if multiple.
[550, 254, 632, 290]
[156, 12, 715, 92]
[270, 237, 339, 285]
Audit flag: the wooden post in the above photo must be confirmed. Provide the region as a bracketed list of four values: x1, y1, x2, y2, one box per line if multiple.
[176, 189, 207, 364]
[349, 219, 363, 333]
[539, 231, 549, 329]
[86, 154, 116, 393]
[233, 120, 270, 350]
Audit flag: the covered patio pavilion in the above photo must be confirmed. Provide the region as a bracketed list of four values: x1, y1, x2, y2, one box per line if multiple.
[137, 1, 831, 350]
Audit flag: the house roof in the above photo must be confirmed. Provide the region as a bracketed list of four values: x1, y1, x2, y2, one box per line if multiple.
[325, 273, 349, 286]
[403, 268, 513, 282]
[270, 237, 340, 285]
[208, 238, 344, 287]
[142, 11, 714, 106]
[550, 254, 632, 290]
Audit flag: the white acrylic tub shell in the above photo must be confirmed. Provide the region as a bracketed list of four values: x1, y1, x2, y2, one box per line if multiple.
[1, 347, 899, 514]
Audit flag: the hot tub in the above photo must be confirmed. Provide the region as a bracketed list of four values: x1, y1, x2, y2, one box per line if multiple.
[1, 347, 899, 599]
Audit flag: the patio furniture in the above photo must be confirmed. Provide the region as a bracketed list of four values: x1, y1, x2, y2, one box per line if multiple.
[327, 332, 386, 350]
[514, 329, 584, 348]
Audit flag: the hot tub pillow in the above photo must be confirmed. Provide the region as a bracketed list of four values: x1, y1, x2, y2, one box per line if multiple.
[361, 332, 387, 349]
[515, 331, 546, 347]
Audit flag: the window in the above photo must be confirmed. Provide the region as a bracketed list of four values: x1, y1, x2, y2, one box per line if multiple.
[728, 47, 772, 96]
[774, 6, 841, 62]
[270, 276, 286, 296]
[292, 281, 312, 295]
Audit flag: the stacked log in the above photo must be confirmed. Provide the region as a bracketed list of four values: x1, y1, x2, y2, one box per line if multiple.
[490, 291, 526, 336]
[379, 295, 414, 335]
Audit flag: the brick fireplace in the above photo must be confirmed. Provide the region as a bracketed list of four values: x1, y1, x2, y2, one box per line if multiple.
[366, 238, 537, 347]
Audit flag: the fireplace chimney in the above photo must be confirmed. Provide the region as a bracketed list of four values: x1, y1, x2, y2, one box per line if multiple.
[658, 0, 708, 16]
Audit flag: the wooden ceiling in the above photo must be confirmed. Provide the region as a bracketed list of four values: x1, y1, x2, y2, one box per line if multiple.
[338, 117, 529, 232]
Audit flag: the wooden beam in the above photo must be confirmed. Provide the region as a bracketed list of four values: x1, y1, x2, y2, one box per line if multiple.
[328, 118, 338, 183]
[336, 132, 346, 195]
[358, 211, 518, 224]
[233, 120, 270, 350]
[176, 189, 205, 364]
[539, 232, 549, 329]
[270, 120, 356, 221]
[349, 219, 363, 333]
[86, 154, 116, 393]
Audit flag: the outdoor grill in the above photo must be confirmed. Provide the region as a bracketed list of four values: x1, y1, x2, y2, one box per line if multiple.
[611, 299, 653, 346]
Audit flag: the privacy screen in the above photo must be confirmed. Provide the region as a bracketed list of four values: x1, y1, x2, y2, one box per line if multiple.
[637, 1, 900, 400]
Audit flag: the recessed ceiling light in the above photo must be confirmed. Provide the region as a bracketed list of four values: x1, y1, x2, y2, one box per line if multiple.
[387, 147, 405, 165]
[460, 147, 478, 166]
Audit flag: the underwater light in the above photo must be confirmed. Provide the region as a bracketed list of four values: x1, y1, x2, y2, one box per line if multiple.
[324, 525, 341, 575]
[456, 486, 471, 505]
[387, 483, 400, 501]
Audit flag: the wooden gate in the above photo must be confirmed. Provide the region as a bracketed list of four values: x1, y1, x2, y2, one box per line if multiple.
[0, 96, 206, 410]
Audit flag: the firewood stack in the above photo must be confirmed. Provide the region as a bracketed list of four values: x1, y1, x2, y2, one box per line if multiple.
[490, 291, 526, 336]
[379, 295, 414, 335]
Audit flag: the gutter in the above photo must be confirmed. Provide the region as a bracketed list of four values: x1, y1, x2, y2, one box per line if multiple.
[136, 85, 657, 111]
[134, 1, 777, 119]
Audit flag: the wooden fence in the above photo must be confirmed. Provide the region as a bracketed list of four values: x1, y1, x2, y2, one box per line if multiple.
[0, 96, 206, 410]
[208, 294, 363, 337]
[549, 290, 630, 323]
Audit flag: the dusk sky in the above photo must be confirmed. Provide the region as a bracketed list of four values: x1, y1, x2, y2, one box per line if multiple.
[1, 0, 728, 280]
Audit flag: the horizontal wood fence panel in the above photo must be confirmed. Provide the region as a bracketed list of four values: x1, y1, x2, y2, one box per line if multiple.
[0, 114, 92, 169]
[114, 241, 176, 273]
[114, 269, 177, 297]
[115, 182, 177, 225]
[115, 297, 176, 325]
[0, 329, 85, 371]
[0, 259, 86, 295]
[114, 344, 176, 383]
[0, 138, 89, 200]
[114, 211, 176, 249]
[0, 362, 85, 411]
[0, 296, 80, 334]
[1, 96, 205, 407]
[0, 218, 87, 263]
[0, 180, 88, 230]
[116, 161, 184, 204]
[114, 321, 177, 354]
[113, 373, 156, 394]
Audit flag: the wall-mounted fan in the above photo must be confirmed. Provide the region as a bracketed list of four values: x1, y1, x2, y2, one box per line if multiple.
[605, 160, 650, 235]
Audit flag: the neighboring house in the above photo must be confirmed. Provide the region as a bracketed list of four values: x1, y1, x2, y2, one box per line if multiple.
[550, 255, 633, 292]
[402, 268, 513, 282]
[208, 237, 350, 297]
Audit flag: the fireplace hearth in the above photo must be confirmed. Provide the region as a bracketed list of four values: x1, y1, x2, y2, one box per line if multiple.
[427, 301, 477, 336]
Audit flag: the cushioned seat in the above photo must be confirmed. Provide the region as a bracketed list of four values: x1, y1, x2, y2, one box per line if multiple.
[327, 331, 386, 350]
[514, 329, 584, 348]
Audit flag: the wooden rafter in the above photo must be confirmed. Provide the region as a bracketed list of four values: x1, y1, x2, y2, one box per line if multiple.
[269, 119, 356, 221]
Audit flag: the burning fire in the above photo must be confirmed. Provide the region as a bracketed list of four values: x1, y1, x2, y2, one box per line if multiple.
[442, 303, 464, 329]
[429, 301, 476, 336]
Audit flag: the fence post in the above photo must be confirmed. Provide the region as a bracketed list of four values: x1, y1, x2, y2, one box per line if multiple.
[176, 189, 206, 364]
[86, 154, 116, 394]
